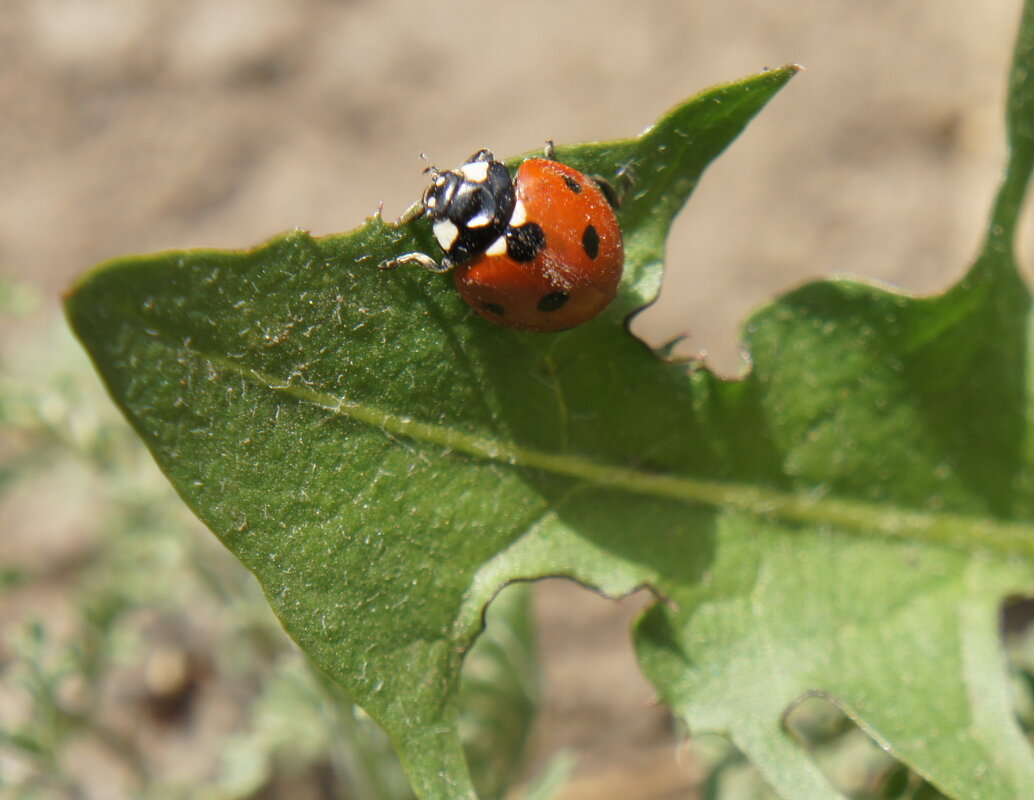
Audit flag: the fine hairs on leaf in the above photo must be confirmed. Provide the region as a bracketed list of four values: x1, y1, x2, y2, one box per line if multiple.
[64, 4, 1034, 798]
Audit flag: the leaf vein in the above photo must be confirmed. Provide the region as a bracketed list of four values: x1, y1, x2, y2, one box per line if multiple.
[205, 352, 1034, 560]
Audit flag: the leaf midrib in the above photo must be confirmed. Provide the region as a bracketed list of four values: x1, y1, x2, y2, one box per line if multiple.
[202, 351, 1034, 561]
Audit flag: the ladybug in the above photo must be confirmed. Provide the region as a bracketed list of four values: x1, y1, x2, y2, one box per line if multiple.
[380, 144, 624, 332]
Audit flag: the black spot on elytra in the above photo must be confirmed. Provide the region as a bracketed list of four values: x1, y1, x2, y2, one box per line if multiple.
[563, 175, 582, 194]
[506, 222, 546, 262]
[482, 301, 506, 316]
[537, 291, 569, 312]
[582, 224, 600, 259]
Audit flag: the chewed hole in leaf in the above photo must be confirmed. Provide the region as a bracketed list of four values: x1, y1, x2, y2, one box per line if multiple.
[685, 733, 777, 799]
[459, 583, 539, 800]
[1002, 596, 1034, 736]
[783, 696, 949, 800]
[509, 579, 690, 794]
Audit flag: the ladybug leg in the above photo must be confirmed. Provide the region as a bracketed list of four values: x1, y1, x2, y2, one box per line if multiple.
[592, 177, 621, 210]
[378, 252, 451, 273]
[385, 199, 427, 227]
[543, 139, 557, 160]
[384, 174, 438, 227]
[592, 165, 635, 210]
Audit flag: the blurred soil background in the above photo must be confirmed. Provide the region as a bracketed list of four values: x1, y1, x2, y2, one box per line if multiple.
[0, 1, 1028, 798]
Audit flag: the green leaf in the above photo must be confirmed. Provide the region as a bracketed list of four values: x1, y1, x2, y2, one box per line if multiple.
[65, 67, 799, 799]
[65, 0, 1034, 787]
[633, 5, 1034, 800]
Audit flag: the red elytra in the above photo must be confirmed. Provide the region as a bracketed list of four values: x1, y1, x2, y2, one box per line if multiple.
[453, 158, 623, 332]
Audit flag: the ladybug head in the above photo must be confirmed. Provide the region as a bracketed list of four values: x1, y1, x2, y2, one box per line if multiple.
[422, 149, 516, 268]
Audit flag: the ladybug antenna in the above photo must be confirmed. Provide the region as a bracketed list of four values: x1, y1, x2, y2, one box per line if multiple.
[419, 152, 440, 179]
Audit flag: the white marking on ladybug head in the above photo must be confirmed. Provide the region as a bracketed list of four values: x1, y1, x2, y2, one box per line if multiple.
[466, 210, 493, 228]
[486, 235, 507, 257]
[509, 200, 527, 227]
[426, 195, 437, 209]
[459, 160, 490, 182]
[434, 220, 459, 250]
[435, 175, 447, 187]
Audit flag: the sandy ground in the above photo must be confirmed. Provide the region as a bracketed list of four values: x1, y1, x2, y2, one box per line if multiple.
[1, 0, 1028, 797]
